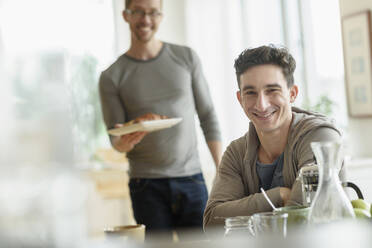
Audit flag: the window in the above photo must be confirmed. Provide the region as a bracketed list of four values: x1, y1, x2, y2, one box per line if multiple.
[1, 0, 116, 166]
[284, 0, 347, 127]
[184, 0, 347, 150]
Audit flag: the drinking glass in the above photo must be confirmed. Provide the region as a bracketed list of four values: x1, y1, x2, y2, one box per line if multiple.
[250, 212, 288, 237]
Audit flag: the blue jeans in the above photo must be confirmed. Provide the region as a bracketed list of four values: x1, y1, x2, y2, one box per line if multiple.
[129, 173, 208, 242]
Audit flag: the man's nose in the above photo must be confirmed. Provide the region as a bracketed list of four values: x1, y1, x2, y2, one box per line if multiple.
[255, 93, 269, 111]
[140, 13, 152, 23]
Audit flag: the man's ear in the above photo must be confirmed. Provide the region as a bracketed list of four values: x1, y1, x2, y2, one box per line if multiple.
[289, 85, 298, 103]
[236, 90, 242, 106]
[122, 10, 129, 22]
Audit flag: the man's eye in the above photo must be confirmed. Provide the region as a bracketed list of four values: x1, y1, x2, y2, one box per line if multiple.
[267, 88, 279, 93]
[149, 11, 161, 16]
[133, 10, 144, 15]
[244, 91, 256, 95]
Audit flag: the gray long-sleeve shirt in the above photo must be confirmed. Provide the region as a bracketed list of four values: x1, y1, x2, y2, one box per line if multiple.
[99, 42, 221, 178]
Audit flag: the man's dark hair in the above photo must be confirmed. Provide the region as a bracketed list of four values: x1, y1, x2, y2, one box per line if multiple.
[125, 0, 162, 9]
[125, 0, 133, 8]
[234, 45, 296, 89]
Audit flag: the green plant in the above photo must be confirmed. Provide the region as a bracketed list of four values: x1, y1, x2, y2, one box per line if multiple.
[68, 53, 107, 162]
[302, 94, 336, 116]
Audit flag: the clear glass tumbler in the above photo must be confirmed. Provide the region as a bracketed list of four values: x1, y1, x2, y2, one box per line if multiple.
[224, 216, 253, 238]
[250, 212, 288, 238]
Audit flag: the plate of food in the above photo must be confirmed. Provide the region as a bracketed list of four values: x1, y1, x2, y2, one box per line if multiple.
[108, 118, 183, 136]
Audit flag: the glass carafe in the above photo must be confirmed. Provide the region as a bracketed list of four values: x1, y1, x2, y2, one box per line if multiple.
[308, 142, 355, 224]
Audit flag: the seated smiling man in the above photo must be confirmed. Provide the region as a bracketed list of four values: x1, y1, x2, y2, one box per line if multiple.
[203, 45, 344, 229]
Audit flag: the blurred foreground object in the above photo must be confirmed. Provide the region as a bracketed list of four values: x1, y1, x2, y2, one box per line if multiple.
[104, 224, 145, 243]
[150, 220, 372, 248]
[0, 85, 92, 247]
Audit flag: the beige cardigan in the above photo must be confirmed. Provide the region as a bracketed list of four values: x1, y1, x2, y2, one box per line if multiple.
[203, 107, 343, 230]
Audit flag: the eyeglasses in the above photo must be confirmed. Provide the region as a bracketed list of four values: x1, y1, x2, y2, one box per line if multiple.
[125, 9, 163, 19]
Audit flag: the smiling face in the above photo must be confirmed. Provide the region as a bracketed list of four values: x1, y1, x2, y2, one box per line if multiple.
[237, 64, 298, 135]
[123, 0, 163, 43]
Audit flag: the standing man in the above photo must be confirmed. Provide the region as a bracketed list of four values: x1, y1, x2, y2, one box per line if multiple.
[203, 45, 344, 230]
[99, 0, 222, 241]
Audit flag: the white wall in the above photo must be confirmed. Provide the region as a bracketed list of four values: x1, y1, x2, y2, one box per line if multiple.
[157, 0, 186, 45]
[339, 0, 372, 158]
[339, 0, 372, 202]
